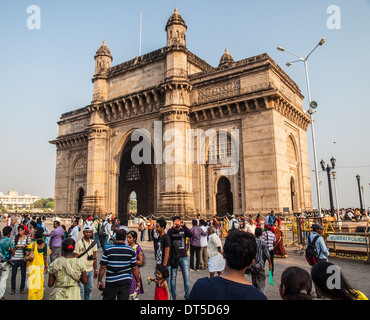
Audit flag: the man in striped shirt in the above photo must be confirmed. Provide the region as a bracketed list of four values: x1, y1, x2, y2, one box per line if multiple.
[262, 224, 276, 277]
[98, 229, 141, 300]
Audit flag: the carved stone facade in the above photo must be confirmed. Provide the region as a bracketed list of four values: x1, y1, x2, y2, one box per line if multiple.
[50, 8, 312, 221]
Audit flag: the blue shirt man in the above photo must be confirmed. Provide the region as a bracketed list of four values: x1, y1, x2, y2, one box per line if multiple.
[307, 223, 329, 261]
[0, 226, 15, 299]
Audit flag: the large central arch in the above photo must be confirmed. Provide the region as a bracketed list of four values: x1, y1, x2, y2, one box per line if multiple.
[216, 176, 233, 217]
[118, 136, 155, 224]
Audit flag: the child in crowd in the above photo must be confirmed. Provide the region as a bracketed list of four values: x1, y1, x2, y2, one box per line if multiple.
[279, 266, 312, 300]
[149, 265, 170, 300]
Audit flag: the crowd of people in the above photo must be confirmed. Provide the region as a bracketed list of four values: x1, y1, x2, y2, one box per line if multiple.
[0, 212, 368, 301]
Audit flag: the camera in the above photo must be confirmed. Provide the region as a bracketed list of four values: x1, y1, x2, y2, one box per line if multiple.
[87, 255, 96, 261]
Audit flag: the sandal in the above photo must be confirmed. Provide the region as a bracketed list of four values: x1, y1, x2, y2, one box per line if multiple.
[10, 291, 15, 295]
[20, 290, 26, 294]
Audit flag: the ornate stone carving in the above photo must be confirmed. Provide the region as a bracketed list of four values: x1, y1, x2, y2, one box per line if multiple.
[197, 80, 240, 104]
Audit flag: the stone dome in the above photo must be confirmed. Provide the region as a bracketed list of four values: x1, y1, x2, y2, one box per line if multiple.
[95, 40, 112, 59]
[219, 48, 234, 67]
[165, 7, 187, 31]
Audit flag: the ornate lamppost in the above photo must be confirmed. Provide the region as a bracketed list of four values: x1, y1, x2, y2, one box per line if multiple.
[320, 157, 336, 217]
[356, 175, 364, 214]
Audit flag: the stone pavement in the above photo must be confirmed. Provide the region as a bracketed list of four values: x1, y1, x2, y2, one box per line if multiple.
[1, 220, 370, 300]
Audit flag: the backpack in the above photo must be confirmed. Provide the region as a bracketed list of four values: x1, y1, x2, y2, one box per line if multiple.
[99, 221, 107, 237]
[305, 234, 322, 266]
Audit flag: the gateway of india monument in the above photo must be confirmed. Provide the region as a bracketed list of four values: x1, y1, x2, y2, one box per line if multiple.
[50, 8, 312, 223]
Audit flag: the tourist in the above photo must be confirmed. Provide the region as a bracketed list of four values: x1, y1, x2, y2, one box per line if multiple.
[46, 220, 64, 263]
[189, 219, 202, 271]
[246, 227, 271, 293]
[269, 211, 276, 227]
[138, 217, 147, 242]
[307, 223, 329, 263]
[271, 220, 288, 258]
[199, 219, 209, 270]
[220, 216, 230, 238]
[311, 261, 368, 300]
[149, 265, 170, 300]
[61, 225, 68, 239]
[245, 217, 256, 235]
[147, 217, 154, 241]
[207, 226, 225, 277]
[189, 230, 267, 300]
[196, 214, 201, 226]
[29, 220, 37, 240]
[262, 224, 276, 276]
[9, 216, 18, 242]
[255, 213, 262, 228]
[154, 218, 172, 298]
[238, 215, 246, 230]
[48, 238, 88, 300]
[229, 215, 239, 230]
[70, 220, 80, 242]
[93, 217, 101, 248]
[127, 231, 144, 298]
[25, 229, 48, 300]
[10, 225, 31, 295]
[98, 229, 141, 300]
[0, 226, 15, 300]
[111, 218, 121, 234]
[212, 215, 220, 235]
[100, 218, 111, 252]
[280, 266, 313, 300]
[167, 216, 192, 300]
[74, 224, 98, 300]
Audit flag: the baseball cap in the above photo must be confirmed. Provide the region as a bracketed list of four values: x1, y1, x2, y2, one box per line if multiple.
[83, 225, 94, 232]
[312, 223, 324, 230]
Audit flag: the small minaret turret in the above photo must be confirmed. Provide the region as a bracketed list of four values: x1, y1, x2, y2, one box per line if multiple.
[92, 40, 113, 103]
[165, 7, 187, 48]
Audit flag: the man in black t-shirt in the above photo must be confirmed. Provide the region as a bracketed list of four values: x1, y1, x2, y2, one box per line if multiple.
[154, 218, 171, 267]
[167, 216, 193, 300]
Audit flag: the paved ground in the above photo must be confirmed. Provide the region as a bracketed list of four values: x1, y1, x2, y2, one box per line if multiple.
[1, 219, 370, 300]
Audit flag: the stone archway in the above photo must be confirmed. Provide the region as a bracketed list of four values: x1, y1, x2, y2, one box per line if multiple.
[118, 136, 155, 225]
[216, 176, 233, 217]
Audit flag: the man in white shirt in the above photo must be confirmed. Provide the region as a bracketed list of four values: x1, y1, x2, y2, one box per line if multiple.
[74, 225, 98, 300]
[70, 220, 80, 242]
[199, 220, 208, 270]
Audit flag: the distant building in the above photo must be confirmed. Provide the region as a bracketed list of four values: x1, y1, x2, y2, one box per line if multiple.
[0, 191, 40, 209]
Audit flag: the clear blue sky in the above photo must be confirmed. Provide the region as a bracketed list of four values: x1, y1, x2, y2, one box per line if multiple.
[0, 0, 369, 210]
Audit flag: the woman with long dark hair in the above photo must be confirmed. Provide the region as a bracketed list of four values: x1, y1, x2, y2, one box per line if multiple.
[10, 225, 31, 294]
[311, 262, 368, 300]
[126, 230, 144, 298]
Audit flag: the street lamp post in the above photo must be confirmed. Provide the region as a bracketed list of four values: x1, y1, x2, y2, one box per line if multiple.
[356, 175, 364, 215]
[277, 38, 326, 216]
[331, 171, 340, 221]
[320, 157, 336, 217]
[361, 186, 367, 215]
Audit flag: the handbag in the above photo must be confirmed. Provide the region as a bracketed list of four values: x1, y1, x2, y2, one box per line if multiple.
[24, 242, 36, 262]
